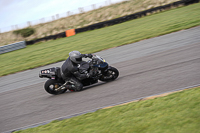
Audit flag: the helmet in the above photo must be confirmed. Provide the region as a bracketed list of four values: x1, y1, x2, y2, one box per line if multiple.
[69, 51, 82, 64]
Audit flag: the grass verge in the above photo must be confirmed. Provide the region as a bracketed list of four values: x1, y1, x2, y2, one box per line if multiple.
[1, 2, 200, 76]
[14, 87, 200, 133]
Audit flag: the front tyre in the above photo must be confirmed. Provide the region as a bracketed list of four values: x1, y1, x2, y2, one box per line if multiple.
[44, 79, 67, 95]
[99, 66, 119, 82]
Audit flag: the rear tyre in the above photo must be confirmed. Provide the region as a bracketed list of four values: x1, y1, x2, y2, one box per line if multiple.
[99, 66, 119, 82]
[44, 79, 67, 95]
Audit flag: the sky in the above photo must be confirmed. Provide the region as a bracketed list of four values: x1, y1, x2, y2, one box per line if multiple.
[0, 0, 123, 32]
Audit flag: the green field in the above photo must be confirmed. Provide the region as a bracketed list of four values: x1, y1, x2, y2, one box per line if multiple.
[14, 87, 200, 133]
[1, 3, 200, 76]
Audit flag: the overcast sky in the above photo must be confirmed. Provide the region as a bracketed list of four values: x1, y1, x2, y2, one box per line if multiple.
[0, 0, 123, 32]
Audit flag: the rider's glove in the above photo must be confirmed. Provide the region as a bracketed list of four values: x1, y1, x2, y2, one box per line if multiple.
[87, 54, 93, 58]
[86, 73, 90, 78]
[86, 69, 94, 78]
[83, 54, 93, 58]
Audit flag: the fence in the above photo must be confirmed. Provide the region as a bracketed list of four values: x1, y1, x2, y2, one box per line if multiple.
[0, 0, 125, 33]
[0, 41, 26, 54]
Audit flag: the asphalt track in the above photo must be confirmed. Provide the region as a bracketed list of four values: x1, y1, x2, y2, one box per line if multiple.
[0, 26, 200, 132]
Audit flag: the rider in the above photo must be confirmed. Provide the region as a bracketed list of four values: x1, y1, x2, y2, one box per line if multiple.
[61, 51, 93, 91]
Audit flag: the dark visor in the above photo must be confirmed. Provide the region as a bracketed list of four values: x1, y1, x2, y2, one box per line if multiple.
[76, 57, 82, 61]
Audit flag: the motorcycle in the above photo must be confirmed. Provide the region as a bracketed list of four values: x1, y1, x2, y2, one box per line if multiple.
[39, 55, 119, 95]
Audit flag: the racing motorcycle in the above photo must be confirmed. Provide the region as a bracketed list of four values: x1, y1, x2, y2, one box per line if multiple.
[39, 55, 119, 95]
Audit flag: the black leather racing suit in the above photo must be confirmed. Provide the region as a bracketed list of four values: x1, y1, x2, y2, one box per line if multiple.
[60, 54, 92, 91]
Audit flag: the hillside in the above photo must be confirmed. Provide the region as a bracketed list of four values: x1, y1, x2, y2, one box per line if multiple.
[0, 0, 180, 46]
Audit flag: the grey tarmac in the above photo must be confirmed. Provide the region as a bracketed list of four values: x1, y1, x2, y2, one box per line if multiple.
[0, 26, 200, 132]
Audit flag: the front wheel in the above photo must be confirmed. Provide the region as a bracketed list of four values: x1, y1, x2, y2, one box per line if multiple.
[99, 66, 119, 82]
[44, 79, 67, 95]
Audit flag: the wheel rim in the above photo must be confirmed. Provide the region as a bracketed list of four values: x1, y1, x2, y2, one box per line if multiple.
[108, 70, 116, 78]
[103, 70, 116, 79]
[49, 83, 61, 92]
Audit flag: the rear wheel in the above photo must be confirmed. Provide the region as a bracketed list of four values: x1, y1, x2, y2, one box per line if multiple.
[99, 67, 119, 82]
[44, 79, 67, 95]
